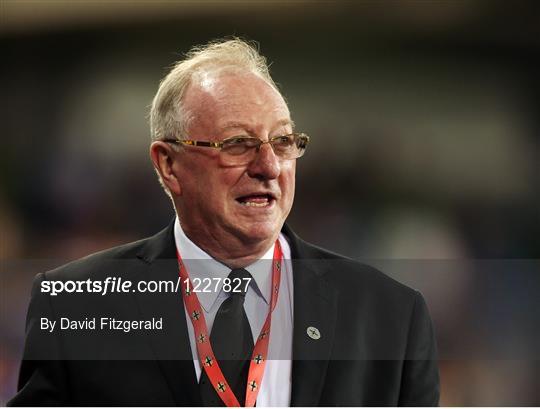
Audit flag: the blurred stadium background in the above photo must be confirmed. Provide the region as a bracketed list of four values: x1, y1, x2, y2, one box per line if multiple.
[1, 0, 539, 405]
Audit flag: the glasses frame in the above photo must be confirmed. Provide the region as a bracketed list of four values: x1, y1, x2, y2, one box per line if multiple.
[161, 132, 310, 159]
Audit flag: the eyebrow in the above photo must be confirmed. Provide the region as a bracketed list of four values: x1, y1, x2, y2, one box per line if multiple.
[220, 119, 295, 133]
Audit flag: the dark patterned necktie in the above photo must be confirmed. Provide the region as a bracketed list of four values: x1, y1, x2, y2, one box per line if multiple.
[199, 268, 254, 406]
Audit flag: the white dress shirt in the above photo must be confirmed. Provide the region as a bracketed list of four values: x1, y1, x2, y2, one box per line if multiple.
[174, 217, 294, 406]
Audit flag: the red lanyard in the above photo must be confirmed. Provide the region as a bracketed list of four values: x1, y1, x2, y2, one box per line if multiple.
[177, 240, 283, 407]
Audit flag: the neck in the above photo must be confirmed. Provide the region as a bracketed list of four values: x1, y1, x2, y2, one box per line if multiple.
[178, 220, 277, 269]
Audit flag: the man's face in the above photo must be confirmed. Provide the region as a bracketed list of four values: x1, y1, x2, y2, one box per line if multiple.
[173, 71, 296, 248]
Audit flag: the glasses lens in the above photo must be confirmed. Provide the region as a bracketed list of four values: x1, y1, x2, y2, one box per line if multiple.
[220, 137, 258, 166]
[221, 137, 258, 155]
[270, 135, 297, 159]
[220, 134, 309, 165]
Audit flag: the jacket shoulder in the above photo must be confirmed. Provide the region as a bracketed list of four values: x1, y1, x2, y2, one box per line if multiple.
[297, 237, 419, 300]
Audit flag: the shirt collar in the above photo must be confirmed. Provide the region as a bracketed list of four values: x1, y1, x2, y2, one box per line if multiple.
[173, 217, 274, 312]
[244, 242, 274, 305]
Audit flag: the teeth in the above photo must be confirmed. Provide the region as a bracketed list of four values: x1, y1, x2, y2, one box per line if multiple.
[240, 201, 269, 207]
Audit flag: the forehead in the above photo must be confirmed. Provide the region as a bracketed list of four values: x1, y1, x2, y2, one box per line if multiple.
[183, 70, 291, 136]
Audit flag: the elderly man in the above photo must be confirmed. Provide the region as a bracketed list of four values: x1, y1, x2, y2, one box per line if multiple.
[10, 39, 439, 406]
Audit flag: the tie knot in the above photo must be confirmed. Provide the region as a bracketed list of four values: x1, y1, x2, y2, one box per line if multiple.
[227, 268, 252, 296]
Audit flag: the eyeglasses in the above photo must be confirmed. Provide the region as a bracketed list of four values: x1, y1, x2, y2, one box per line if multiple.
[162, 132, 310, 166]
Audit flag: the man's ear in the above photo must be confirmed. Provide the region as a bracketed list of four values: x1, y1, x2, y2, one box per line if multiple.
[149, 141, 182, 196]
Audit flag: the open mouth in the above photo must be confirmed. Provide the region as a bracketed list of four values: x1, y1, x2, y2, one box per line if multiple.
[235, 193, 276, 208]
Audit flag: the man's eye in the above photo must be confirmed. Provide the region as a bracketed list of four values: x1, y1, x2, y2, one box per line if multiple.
[273, 135, 293, 145]
[227, 137, 249, 145]
[222, 137, 257, 155]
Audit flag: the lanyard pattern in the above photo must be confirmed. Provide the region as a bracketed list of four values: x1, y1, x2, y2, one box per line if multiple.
[177, 241, 283, 407]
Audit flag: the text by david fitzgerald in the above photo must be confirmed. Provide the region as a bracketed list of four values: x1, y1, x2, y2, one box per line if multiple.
[41, 317, 163, 333]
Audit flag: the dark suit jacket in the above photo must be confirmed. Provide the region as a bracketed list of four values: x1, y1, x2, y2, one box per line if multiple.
[9, 222, 439, 406]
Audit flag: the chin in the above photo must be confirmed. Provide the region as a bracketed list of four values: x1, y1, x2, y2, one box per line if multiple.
[238, 220, 281, 244]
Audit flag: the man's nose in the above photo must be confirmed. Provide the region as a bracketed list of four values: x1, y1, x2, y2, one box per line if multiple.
[246, 143, 280, 180]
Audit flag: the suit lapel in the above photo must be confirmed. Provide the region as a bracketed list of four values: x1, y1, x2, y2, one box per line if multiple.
[284, 225, 338, 406]
[132, 221, 201, 406]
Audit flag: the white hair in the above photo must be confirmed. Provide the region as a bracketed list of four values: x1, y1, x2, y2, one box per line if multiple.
[149, 38, 281, 141]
